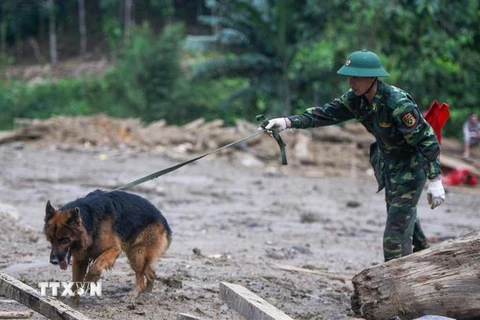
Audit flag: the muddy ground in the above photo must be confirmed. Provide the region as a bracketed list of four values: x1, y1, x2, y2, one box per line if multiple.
[0, 123, 479, 320]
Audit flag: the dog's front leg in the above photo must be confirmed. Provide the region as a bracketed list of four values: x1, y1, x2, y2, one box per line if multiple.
[85, 246, 121, 282]
[69, 258, 89, 307]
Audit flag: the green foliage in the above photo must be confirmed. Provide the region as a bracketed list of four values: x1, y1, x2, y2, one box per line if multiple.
[0, 20, 251, 130]
[0, 0, 479, 144]
[107, 22, 187, 123]
[102, 18, 123, 55]
[177, 77, 250, 125]
[0, 82, 16, 129]
[289, 40, 338, 113]
[99, 0, 124, 57]
[0, 79, 95, 129]
[107, 22, 251, 125]
[0, 72, 248, 130]
[194, 0, 330, 116]
[0, 53, 14, 71]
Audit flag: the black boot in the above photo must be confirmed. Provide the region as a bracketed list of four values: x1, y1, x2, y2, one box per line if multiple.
[413, 242, 430, 253]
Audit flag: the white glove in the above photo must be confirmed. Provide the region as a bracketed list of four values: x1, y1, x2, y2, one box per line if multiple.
[264, 118, 288, 132]
[427, 178, 445, 209]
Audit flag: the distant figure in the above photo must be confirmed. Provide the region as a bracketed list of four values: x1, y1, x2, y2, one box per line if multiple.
[462, 112, 480, 159]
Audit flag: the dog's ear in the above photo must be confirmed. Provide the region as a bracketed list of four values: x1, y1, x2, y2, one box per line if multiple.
[45, 200, 56, 222]
[67, 207, 82, 225]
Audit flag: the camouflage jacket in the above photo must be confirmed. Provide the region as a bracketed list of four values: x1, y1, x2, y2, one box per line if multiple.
[287, 80, 441, 180]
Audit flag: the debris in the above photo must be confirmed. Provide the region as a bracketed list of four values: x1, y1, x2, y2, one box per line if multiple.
[346, 201, 361, 208]
[177, 313, 207, 320]
[3, 114, 478, 182]
[265, 246, 312, 260]
[0, 311, 33, 319]
[160, 276, 183, 289]
[0, 115, 377, 178]
[219, 282, 294, 320]
[206, 253, 231, 260]
[271, 264, 351, 283]
[440, 154, 480, 179]
[300, 212, 319, 223]
[0, 273, 90, 320]
[442, 168, 477, 186]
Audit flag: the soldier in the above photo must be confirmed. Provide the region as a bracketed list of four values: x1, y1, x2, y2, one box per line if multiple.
[265, 49, 445, 262]
[462, 112, 480, 159]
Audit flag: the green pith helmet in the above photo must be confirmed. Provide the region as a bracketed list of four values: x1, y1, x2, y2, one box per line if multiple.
[337, 49, 389, 77]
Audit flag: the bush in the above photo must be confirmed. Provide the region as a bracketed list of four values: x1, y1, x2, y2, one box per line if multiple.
[107, 22, 251, 125]
[106, 23, 185, 123]
[0, 79, 94, 129]
[0, 24, 190, 129]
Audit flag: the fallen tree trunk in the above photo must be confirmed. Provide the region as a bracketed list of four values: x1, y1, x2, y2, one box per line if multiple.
[351, 229, 480, 320]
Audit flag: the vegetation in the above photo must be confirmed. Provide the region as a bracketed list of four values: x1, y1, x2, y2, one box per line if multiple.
[0, 0, 478, 140]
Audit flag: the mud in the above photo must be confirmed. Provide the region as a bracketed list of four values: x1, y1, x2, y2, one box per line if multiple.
[0, 139, 479, 320]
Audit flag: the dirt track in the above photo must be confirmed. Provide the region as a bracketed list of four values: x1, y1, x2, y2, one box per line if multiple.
[1, 129, 479, 319]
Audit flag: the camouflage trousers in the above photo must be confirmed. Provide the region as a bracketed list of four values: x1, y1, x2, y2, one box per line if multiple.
[382, 154, 428, 262]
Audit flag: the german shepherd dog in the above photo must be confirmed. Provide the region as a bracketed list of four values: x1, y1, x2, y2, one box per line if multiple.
[44, 189, 171, 305]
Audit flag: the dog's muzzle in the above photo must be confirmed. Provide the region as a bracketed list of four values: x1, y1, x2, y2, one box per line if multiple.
[50, 247, 72, 270]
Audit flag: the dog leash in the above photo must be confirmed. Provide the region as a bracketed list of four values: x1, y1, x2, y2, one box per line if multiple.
[256, 115, 287, 165]
[112, 115, 287, 191]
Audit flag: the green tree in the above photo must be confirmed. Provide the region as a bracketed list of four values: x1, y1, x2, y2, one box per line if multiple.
[192, 0, 333, 117]
[106, 23, 185, 123]
[324, 0, 480, 136]
[324, 0, 480, 110]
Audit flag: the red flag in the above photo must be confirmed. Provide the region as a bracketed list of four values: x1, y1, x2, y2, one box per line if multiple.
[424, 100, 450, 144]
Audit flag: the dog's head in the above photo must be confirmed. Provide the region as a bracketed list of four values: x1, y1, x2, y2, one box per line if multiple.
[44, 201, 83, 270]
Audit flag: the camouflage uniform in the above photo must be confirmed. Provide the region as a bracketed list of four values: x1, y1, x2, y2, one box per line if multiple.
[287, 80, 441, 261]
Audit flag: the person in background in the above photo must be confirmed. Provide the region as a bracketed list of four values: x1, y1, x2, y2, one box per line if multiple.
[264, 49, 445, 262]
[462, 112, 480, 159]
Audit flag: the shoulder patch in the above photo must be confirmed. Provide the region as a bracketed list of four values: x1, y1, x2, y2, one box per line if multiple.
[401, 112, 417, 128]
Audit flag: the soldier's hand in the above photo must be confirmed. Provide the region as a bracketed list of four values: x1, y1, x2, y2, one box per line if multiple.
[427, 178, 445, 209]
[264, 118, 288, 132]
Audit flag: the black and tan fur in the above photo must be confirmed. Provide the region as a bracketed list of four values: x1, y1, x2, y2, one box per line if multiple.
[44, 189, 171, 305]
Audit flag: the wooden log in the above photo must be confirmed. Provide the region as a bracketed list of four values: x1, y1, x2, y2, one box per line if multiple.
[0, 273, 90, 320]
[219, 282, 293, 320]
[351, 229, 480, 320]
[0, 131, 39, 144]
